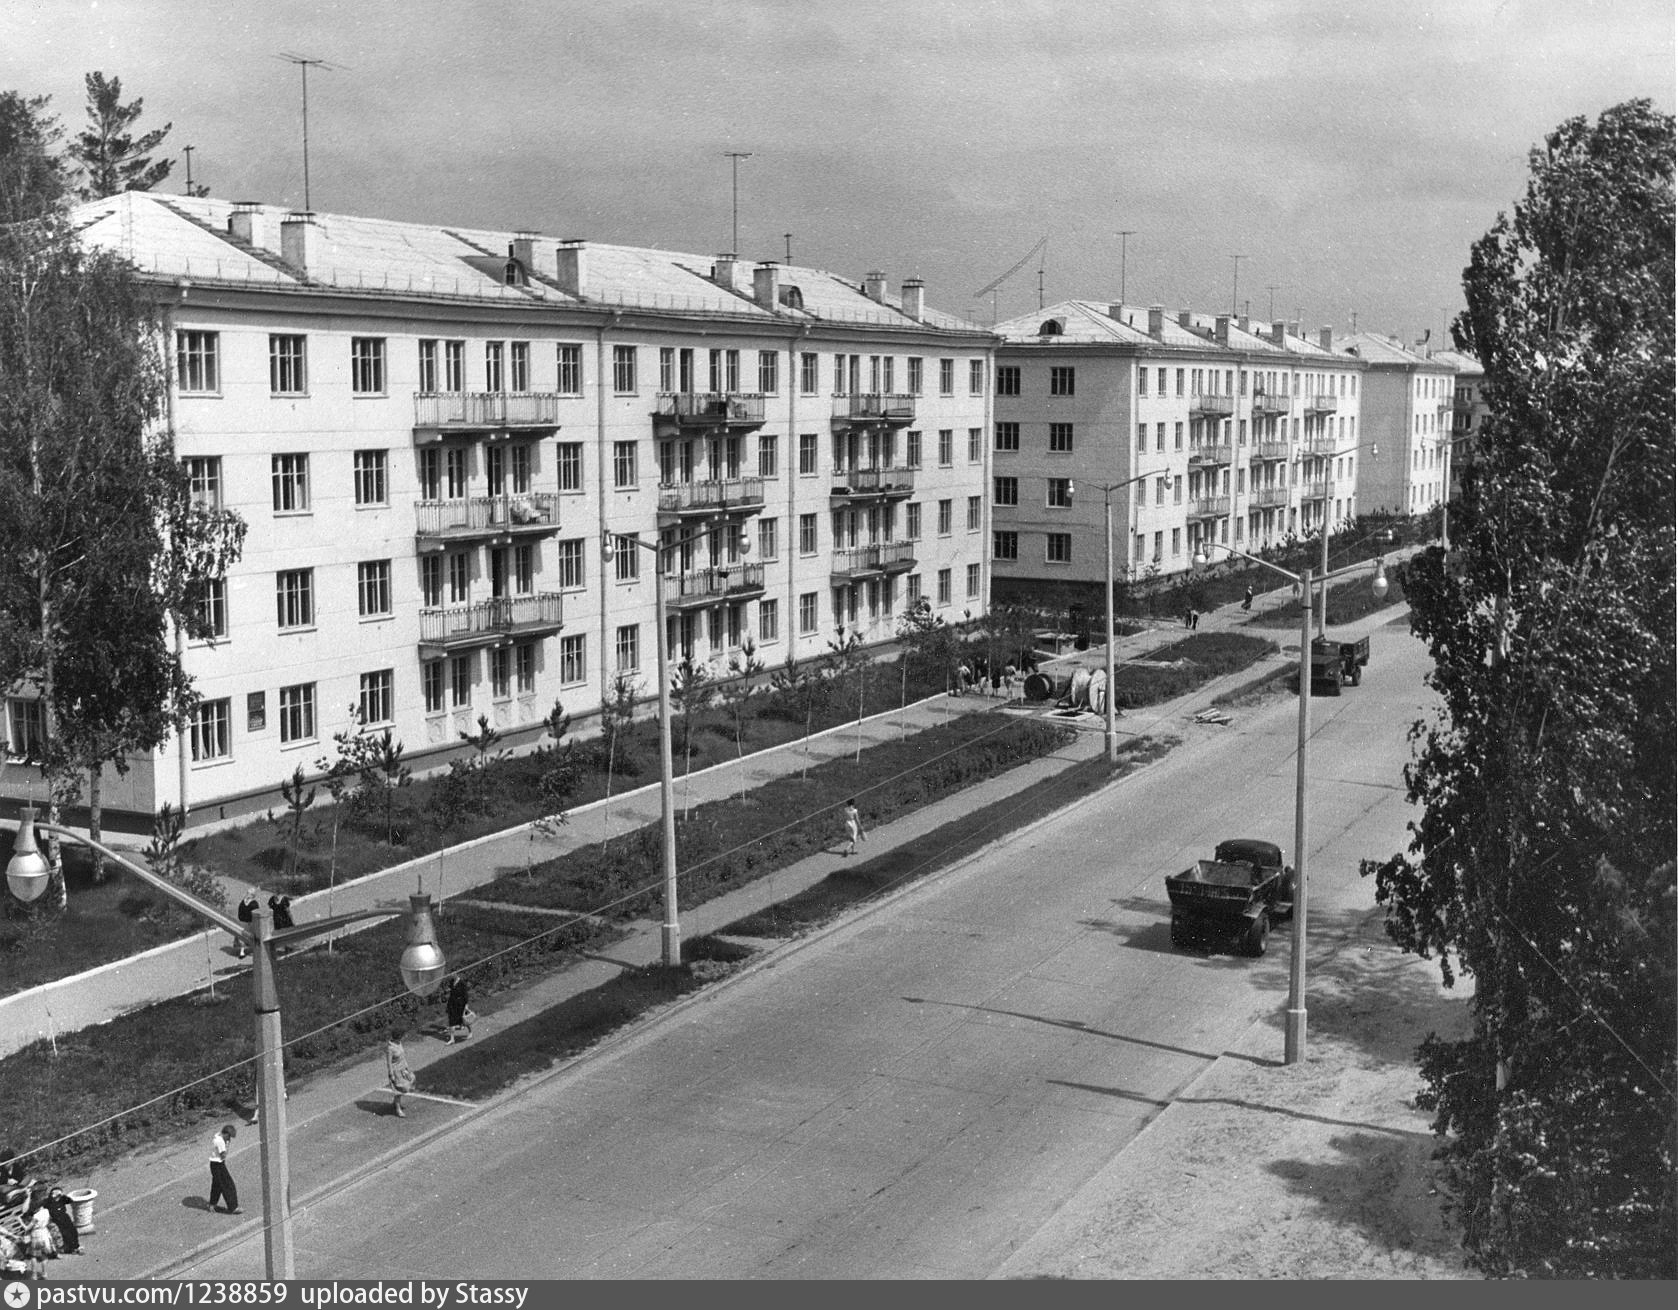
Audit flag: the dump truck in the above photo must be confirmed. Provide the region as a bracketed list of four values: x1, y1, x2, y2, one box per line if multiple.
[1165, 838, 1295, 956]
[1309, 633, 1369, 696]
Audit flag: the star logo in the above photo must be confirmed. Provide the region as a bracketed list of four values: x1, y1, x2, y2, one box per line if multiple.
[3, 1279, 31, 1308]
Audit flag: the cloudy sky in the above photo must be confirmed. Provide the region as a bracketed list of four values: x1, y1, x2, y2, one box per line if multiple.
[5, 0, 1672, 341]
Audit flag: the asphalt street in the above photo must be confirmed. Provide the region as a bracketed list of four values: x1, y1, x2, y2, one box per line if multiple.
[177, 613, 1433, 1279]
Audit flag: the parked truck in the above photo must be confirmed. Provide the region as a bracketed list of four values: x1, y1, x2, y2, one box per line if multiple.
[1309, 634, 1369, 696]
[1165, 838, 1295, 956]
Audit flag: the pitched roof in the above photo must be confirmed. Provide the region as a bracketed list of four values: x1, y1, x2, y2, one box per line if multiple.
[1331, 331, 1449, 368]
[1426, 348, 1484, 377]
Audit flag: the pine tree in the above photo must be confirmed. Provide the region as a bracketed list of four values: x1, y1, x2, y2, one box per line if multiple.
[70, 71, 174, 198]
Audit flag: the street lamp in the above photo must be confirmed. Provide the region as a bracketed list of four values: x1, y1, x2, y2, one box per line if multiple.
[602, 521, 752, 966]
[1067, 472, 1151, 764]
[1190, 542, 1388, 1065]
[4, 806, 444, 1279]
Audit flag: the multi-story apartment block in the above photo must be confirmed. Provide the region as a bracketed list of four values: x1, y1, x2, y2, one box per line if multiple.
[2, 194, 993, 827]
[988, 301, 1366, 604]
[1333, 333, 1457, 516]
[1427, 347, 1486, 499]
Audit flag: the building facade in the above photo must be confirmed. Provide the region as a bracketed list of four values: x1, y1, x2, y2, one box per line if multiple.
[2, 194, 994, 827]
[1427, 347, 1487, 499]
[1333, 332, 1457, 516]
[988, 301, 1366, 603]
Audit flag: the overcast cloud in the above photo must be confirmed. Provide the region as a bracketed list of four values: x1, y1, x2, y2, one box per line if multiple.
[4, 0, 1671, 341]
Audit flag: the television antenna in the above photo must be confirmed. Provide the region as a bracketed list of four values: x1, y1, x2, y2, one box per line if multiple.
[277, 52, 347, 211]
[974, 235, 1048, 323]
[723, 151, 753, 254]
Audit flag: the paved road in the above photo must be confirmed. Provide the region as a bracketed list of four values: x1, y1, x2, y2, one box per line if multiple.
[181, 612, 1431, 1279]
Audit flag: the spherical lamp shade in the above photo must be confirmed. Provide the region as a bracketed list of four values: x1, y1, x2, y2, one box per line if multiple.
[6, 810, 51, 904]
[1371, 567, 1390, 602]
[398, 894, 447, 996]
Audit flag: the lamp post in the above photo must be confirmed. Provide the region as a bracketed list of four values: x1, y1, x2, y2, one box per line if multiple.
[1313, 441, 1379, 638]
[4, 807, 444, 1279]
[1068, 472, 1151, 763]
[602, 521, 751, 966]
[1191, 543, 1387, 1064]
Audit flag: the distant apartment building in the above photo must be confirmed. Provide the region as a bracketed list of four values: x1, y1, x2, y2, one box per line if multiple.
[1332, 333, 1458, 516]
[1427, 347, 1487, 499]
[988, 302, 1366, 604]
[1, 194, 994, 827]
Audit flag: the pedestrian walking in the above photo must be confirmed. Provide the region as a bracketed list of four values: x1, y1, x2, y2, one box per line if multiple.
[268, 893, 294, 931]
[1242, 585, 1254, 612]
[841, 798, 866, 857]
[386, 1028, 415, 1117]
[235, 889, 260, 958]
[43, 1189, 79, 1256]
[1191, 609, 1200, 630]
[443, 974, 473, 1045]
[207, 1124, 240, 1215]
[1183, 608, 1194, 629]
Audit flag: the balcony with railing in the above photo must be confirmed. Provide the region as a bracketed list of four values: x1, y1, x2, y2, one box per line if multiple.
[417, 593, 563, 657]
[1188, 443, 1233, 466]
[1186, 495, 1231, 520]
[1304, 393, 1338, 415]
[830, 541, 917, 581]
[1252, 440, 1292, 461]
[1250, 391, 1291, 417]
[1305, 433, 1341, 456]
[1253, 485, 1289, 509]
[413, 393, 562, 441]
[652, 392, 767, 435]
[656, 477, 766, 517]
[415, 492, 560, 550]
[831, 393, 917, 428]
[1300, 480, 1328, 502]
[830, 464, 917, 500]
[1190, 393, 1235, 418]
[661, 562, 766, 610]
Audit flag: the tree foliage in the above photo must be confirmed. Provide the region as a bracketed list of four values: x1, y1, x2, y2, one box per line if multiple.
[69, 72, 173, 199]
[1366, 100, 1676, 1278]
[0, 91, 68, 225]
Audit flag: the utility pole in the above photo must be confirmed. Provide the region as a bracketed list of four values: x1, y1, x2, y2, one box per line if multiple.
[1230, 254, 1247, 318]
[1116, 230, 1135, 304]
[724, 151, 753, 253]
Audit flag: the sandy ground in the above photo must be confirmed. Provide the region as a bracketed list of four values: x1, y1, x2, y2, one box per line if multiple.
[996, 904, 1480, 1280]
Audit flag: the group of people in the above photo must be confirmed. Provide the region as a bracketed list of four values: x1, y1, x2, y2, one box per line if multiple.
[1, 1162, 85, 1282]
[233, 888, 295, 958]
[954, 654, 1024, 699]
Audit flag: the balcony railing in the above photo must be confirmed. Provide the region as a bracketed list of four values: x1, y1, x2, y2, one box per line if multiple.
[1304, 393, 1338, 414]
[418, 593, 563, 654]
[1190, 394, 1235, 417]
[830, 465, 917, 498]
[1187, 495, 1232, 520]
[653, 392, 767, 431]
[1250, 392, 1291, 417]
[831, 393, 917, 426]
[1300, 480, 1328, 501]
[830, 541, 917, 580]
[662, 562, 766, 609]
[1253, 486, 1289, 508]
[415, 493, 560, 546]
[1305, 434, 1341, 456]
[1188, 443, 1233, 466]
[1253, 440, 1292, 461]
[656, 477, 766, 515]
[414, 393, 561, 433]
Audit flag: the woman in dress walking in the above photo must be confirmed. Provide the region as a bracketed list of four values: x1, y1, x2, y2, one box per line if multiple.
[443, 974, 473, 1045]
[841, 798, 866, 857]
[386, 1028, 415, 1118]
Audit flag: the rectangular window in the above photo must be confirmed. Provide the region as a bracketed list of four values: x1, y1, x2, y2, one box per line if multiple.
[966, 562, 981, 598]
[938, 430, 953, 466]
[937, 499, 953, 536]
[799, 592, 818, 635]
[511, 444, 532, 494]
[758, 434, 778, 479]
[555, 442, 583, 492]
[993, 530, 1019, 561]
[757, 597, 778, 642]
[450, 655, 472, 708]
[757, 517, 778, 561]
[996, 365, 1021, 396]
[906, 430, 923, 468]
[353, 449, 388, 506]
[359, 670, 395, 725]
[448, 551, 470, 603]
[612, 533, 640, 582]
[799, 513, 818, 555]
[616, 624, 640, 673]
[995, 422, 1020, 452]
[1046, 478, 1072, 509]
[176, 331, 219, 393]
[906, 502, 922, 540]
[423, 661, 446, 714]
[1137, 423, 1147, 453]
[188, 698, 231, 762]
[1173, 475, 1183, 505]
[444, 341, 464, 392]
[1049, 366, 1075, 396]
[799, 352, 819, 394]
[357, 560, 392, 617]
[937, 568, 952, 604]
[559, 634, 586, 684]
[490, 647, 512, 700]
[557, 344, 582, 395]
[613, 441, 638, 488]
[249, 692, 268, 735]
[968, 427, 983, 462]
[269, 335, 306, 395]
[419, 340, 438, 393]
[1049, 423, 1074, 452]
[510, 341, 530, 393]
[906, 573, 923, 605]
[968, 359, 985, 395]
[659, 347, 675, 393]
[516, 642, 538, 695]
[186, 456, 222, 509]
[966, 496, 981, 531]
[194, 576, 228, 639]
[798, 433, 818, 475]
[484, 342, 504, 393]
[939, 359, 955, 396]
[1172, 527, 1182, 557]
[1138, 367, 1149, 397]
[350, 337, 386, 394]
[1046, 533, 1072, 563]
[421, 556, 443, 608]
[907, 357, 924, 395]
[556, 539, 585, 589]
[759, 350, 779, 394]
[1176, 368, 1185, 397]
[276, 568, 314, 629]
[271, 453, 310, 513]
[1174, 422, 1184, 451]
[1156, 422, 1166, 452]
[278, 683, 316, 745]
[612, 345, 637, 393]
[994, 476, 1018, 506]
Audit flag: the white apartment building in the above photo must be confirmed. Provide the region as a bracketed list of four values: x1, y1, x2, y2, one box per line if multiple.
[1333, 332, 1457, 515]
[1427, 347, 1486, 499]
[988, 301, 1366, 604]
[2, 194, 994, 828]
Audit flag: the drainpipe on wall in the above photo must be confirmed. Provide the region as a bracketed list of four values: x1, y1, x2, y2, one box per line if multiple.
[595, 315, 619, 707]
[167, 280, 190, 822]
[788, 324, 809, 658]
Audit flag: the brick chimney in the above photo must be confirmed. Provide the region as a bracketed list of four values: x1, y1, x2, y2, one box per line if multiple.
[1147, 305, 1165, 340]
[228, 202, 269, 250]
[1178, 307, 1194, 330]
[712, 253, 739, 289]
[1237, 315, 1249, 334]
[510, 231, 537, 269]
[280, 212, 321, 273]
[1269, 322, 1287, 347]
[1215, 314, 1231, 345]
[1319, 326, 1334, 351]
[555, 240, 586, 297]
[1287, 320, 1301, 339]
[901, 277, 926, 321]
[753, 261, 781, 309]
[863, 270, 888, 302]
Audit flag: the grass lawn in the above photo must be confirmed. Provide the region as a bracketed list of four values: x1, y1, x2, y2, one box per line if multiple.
[1243, 568, 1408, 629]
[1109, 631, 1277, 708]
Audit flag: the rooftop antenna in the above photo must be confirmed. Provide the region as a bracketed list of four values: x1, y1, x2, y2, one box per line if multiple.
[974, 235, 1048, 324]
[1115, 229, 1135, 305]
[183, 145, 197, 195]
[723, 151, 753, 253]
[1229, 253, 1247, 318]
[1351, 311, 1359, 332]
[277, 52, 346, 211]
[1266, 285, 1280, 321]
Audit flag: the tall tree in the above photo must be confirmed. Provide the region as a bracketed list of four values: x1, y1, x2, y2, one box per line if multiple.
[1, 216, 246, 882]
[0, 91, 68, 225]
[69, 72, 173, 199]
[1368, 100, 1676, 1278]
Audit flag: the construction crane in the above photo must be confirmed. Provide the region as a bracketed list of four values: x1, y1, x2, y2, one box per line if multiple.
[974, 236, 1048, 324]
